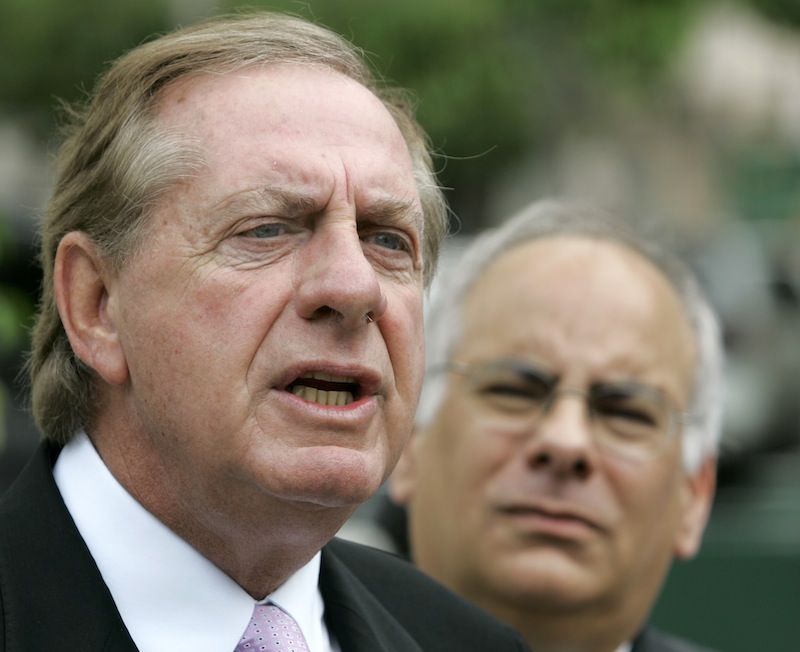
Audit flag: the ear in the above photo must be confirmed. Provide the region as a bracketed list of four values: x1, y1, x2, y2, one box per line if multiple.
[673, 457, 717, 560]
[55, 232, 129, 386]
[389, 427, 421, 505]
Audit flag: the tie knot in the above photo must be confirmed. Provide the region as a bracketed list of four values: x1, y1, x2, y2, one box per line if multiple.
[236, 603, 309, 652]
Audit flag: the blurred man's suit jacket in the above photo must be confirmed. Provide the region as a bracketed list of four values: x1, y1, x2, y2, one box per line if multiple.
[633, 628, 719, 652]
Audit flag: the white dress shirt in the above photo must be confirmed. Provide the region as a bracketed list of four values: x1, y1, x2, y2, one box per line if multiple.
[54, 432, 338, 652]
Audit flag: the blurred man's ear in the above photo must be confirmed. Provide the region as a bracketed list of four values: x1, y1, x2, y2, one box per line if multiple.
[54, 232, 129, 386]
[674, 457, 717, 560]
[389, 427, 420, 504]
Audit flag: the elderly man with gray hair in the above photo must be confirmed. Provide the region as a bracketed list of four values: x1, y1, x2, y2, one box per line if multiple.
[0, 11, 530, 652]
[391, 199, 724, 652]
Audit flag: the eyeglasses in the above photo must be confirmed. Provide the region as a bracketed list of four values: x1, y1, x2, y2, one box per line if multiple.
[438, 358, 687, 458]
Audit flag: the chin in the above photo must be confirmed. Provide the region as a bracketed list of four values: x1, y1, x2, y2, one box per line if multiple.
[494, 555, 601, 607]
[279, 446, 388, 508]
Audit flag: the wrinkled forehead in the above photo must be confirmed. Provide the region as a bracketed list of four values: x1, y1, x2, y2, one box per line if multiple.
[153, 63, 420, 204]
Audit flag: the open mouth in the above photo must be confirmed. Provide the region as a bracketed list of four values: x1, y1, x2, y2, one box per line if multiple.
[286, 371, 360, 406]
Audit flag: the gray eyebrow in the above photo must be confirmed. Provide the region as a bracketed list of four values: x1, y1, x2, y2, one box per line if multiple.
[216, 189, 422, 229]
[358, 197, 422, 223]
[216, 188, 320, 218]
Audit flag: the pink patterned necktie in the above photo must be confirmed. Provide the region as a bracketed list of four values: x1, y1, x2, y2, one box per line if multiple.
[235, 603, 310, 652]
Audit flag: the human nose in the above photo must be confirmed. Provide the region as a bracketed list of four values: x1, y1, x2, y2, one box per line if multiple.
[523, 389, 596, 480]
[294, 222, 387, 329]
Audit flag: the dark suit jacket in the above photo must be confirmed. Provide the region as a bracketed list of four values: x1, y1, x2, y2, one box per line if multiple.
[633, 627, 720, 652]
[0, 442, 529, 652]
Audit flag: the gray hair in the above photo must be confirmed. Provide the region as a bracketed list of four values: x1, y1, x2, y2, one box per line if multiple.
[416, 199, 724, 472]
[27, 11, 448, 445]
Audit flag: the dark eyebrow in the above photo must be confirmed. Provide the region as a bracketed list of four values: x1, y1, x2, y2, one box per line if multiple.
[499, 359, 555, 376]
[492, 360, 671, 401]
[508, 362, 559, 389]
[589, 379, 671, 403]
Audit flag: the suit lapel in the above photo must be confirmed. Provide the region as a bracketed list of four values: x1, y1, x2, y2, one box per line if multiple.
[320, 545, 424, 652]
[0, 442, 138, 652]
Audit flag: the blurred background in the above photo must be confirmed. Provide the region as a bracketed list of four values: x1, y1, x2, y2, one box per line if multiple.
[0, 0, 798, 649]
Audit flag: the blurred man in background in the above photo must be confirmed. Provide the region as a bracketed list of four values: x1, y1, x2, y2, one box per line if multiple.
[391, 199, 724, 652]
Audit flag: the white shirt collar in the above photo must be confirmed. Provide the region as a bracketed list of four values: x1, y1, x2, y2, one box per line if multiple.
[53, 432, 334, 652]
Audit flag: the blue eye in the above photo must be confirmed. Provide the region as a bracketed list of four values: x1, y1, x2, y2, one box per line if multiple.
[242, 223, 286, 238]
[366, 232, 410, 252]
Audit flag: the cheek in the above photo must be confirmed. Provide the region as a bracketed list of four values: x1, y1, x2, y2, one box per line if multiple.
[181, 271, 289, 351]
[194, 270, 285, 327]
[386, 292, 425, 395]
[607, 454, 686, 542]
[421, 403, 507, 502]
[122, 270, 283, 400]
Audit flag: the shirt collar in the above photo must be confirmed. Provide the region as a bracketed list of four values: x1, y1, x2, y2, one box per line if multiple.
[53, 432, 330, 652]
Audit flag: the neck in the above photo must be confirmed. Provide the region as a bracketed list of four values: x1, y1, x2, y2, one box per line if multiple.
[89, 423, 353, 599]
[135, 478, 348, 598]
[481, 600, 640, 652]
[133, 474, 350, 598]
[189, 513, 340, 599]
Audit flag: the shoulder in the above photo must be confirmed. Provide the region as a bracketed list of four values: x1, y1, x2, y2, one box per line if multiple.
[322, 537, 529, 651]
[322, 536, 431, 589]
[634, 626, 720, 652]
[0, 442, 136, 650]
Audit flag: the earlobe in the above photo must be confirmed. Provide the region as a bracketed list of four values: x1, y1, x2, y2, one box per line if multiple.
[55, 232, 129, 386]
[389, 429, 420, 504]
[674, 457, 717, 560]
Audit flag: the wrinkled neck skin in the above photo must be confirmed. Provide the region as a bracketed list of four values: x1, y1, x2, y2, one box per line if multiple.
[88, 406, 356, 599]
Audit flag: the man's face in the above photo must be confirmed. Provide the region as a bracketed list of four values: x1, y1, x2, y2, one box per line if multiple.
[394, 236, 713, 623]
[101, 65, 425, 528]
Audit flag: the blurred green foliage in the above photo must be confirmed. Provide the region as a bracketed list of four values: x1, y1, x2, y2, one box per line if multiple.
[0, 0, 169, 132]
[0, 0, 797, 227]
[747, 0, 800, 27]
[0, 0, 706, 226]
[226, 0, 698, 225]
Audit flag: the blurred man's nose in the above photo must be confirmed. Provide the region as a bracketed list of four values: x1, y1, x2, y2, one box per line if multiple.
[522, 392, 596, 480]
